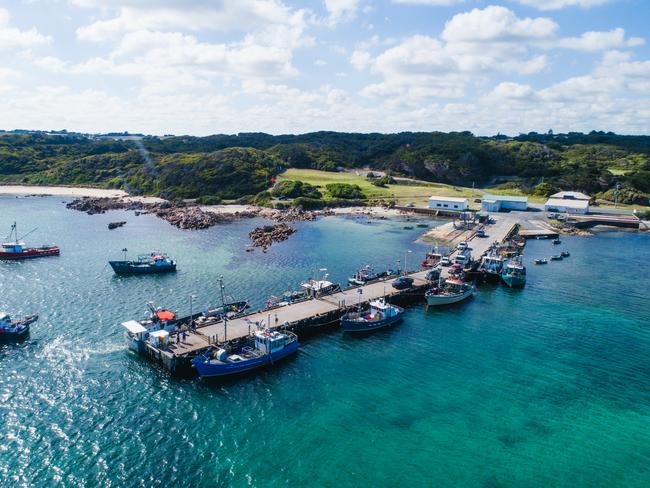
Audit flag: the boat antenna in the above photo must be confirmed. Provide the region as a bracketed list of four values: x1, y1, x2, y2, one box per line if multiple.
[122, 248, 128, 260]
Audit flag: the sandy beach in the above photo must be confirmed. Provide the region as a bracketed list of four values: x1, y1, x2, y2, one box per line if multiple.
[0, 185, 165, 204]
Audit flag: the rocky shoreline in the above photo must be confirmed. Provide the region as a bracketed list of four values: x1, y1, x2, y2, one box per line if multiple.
[65, 197, 332, 230]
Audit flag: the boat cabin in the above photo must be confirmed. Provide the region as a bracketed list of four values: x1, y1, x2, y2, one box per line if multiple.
[369, 299, 399, 318]
[122, 320, 148, 341]
[1, 242, 24, 253]
[0, 313, 11, 325]
[254, 330, 288, 354]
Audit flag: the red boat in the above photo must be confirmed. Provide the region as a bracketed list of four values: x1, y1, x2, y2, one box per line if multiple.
[0, 222, 60, 260]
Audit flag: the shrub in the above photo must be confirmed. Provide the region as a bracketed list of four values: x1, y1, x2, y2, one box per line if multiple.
[197, 195, 222, 205]
[325, 183, 365, 199]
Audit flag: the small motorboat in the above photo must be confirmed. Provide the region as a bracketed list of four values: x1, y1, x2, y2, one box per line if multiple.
[300, 269, 341, 298]
[425, 279, 474, 307]
[192, 329, 299, 378]
[534, 258, 548, 265]
[552, 238, 562, 245]
[0, 312, 38, 340]
[403, 226, 414, 230]
[340, 298, 403, 333]
[348, 265, 388, 286]
[109, 250, 176, 275]
[0, 222, 59, 260]
[560, 251, 570, 257]
[550, 255, 563, 261]
[203, 300, 250, 320]
[416, 223, 429, 228]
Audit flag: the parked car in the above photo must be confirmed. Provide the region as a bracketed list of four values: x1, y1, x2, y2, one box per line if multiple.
[406, 202, 415, 208]
[392, 276, 414, 290]
[476, 229, 487, 238]
[546, 213, 560, 219]
[425, 268, 441, 282]
[440, 257, 452, 267]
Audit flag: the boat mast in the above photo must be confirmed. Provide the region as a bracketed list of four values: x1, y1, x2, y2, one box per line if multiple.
[219, 275, 227, 341]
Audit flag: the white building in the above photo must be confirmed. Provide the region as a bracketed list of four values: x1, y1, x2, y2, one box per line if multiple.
[544, 191, 591, 214]
[481, 194, 529, 212]
[544, 198, 590, 214]
[428, 196, 468, 211]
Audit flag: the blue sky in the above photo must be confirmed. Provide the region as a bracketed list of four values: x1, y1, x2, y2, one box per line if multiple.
[1, 0, 649, 135]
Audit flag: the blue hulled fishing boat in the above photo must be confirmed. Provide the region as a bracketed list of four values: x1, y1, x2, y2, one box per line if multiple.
[340, 297, 403, 333]
[192, 329, 299, 378]
[0, 312, 38, 340]
[109, 249, 176, 275]
[501, 256, 526, 288]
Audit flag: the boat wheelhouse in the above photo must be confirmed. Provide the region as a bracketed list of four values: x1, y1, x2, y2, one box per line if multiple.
[479, 250, 505, 282]
[192, 329, 299, 378]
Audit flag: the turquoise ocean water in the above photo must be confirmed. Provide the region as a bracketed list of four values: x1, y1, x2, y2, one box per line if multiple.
[1, 196, 649, 487]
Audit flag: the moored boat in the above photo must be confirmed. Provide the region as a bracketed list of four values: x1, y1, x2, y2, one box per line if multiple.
[109, 250, 176, 275]
[0, 222, 59, 260]
[203, 300, 249, 320]
[501, 257, 526, 288]
[340, 298, 404, 333]
[425, 279, 474, 307]
[550, 255, 563, 261]
[0, 312, 37, 340]
[421, 248, 444, 269]
[347, 265, 393, 286]
[560, 251, 570, 257]
[552, 238, 562, 245]
[534, 258, 548, 265]
[192, 329, 299, 378]
[479, 249, 505, 283]
[121, 303, 178, 353]
[301, 269, 340, 297]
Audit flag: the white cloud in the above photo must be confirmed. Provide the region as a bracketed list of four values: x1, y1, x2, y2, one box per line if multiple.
[391, 0, 464, 5]
[513, 0, 612, 10]
[551, 28, 644, 51]
[350, 50, 372, 70]
[0, 8, 51, 49]
[441, 6, 558, 42]
[324, 0, 361, 25]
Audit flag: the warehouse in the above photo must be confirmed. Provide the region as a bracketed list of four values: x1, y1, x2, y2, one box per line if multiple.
[428, 196, 468, 211]
[481, 194, 529, 212]
[544, 197, 590, 214]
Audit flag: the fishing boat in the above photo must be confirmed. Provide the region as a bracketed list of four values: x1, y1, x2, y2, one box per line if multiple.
[550, 255, 563, 261]
[501, 257, 526, 288]
[479, 249, 505, 283]
[121, 303, 179, 353]
[552, 238, 562, 245]
[0, 222, 59, 260]
[109, 250, 176, 275]
[560, 251, 570, 257]
[534, 258, 548, 265]
[266, 290, 309, 308]
[425, 279, 474, 307]
[0, 312, 37, 340]
[203, 301, 249, 320]
[192, 329, 299, 378]
[421, 248, 444, 269]
[301, 269, 340, 297]
[403, 225, 414, 230]
[347, 265, 391, 286]
[340, 297, 403, 333]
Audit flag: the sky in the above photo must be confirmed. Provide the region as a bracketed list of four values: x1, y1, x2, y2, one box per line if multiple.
[1, 0, 649, 136]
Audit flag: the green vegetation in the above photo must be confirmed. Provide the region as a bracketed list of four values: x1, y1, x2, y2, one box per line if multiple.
[325, 183, 364, 199]
[0, 130, 648, 206]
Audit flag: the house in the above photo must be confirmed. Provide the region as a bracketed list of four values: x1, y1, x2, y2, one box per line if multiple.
[428, 196, 468, 211]
[544, 191, 591, 214]
[480, 194, 528, 212]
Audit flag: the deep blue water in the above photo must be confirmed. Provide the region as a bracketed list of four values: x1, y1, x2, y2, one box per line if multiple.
[1, 196, 649, 487]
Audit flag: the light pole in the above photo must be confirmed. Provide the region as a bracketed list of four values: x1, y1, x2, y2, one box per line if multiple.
[404, 250, 412, 275]
[189, 294, 196, 328]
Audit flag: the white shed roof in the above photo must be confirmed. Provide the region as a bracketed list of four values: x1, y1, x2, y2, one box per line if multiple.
[121, 320, 147, 334]
[550, 191, 590, 200]
[428, 196, 468, 203]
[482, 193, 528, 203]
[545, 198, 589, 209]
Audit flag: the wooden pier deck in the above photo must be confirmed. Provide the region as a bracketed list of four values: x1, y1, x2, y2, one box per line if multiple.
[142, 214, 519, 372]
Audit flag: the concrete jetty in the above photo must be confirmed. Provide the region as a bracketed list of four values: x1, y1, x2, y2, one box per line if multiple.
[137, 215, 519, 373]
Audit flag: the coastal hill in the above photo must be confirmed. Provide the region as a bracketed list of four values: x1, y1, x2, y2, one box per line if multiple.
[0, 130, 648, 206]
